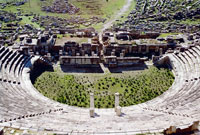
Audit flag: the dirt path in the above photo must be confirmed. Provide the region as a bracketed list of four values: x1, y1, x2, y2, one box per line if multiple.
[99, 0, 134, 43]
[100, 0, 133, 34]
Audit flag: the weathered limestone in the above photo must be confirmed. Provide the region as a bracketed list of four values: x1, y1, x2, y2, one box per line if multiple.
[90, 93, 94, 108]
[89, 93, 95, 117]
[116, 106, 122, 116]
[115, 92, 120, 112]
[89, 108, 95, 118]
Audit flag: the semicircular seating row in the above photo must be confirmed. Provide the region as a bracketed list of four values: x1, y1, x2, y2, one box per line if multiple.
[0, 45, 63, 121]
[0, 43, 200, 133]
[143, 44, 200, 117]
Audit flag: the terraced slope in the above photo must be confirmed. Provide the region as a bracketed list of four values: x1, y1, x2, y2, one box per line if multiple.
[118, 0, 200, 33]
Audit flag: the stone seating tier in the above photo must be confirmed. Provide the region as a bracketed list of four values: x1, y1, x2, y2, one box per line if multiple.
[0, 45, 199, 133]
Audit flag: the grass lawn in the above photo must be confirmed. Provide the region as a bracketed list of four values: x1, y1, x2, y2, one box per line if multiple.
[55, 35, 89, 45]
[180, 19, 200, 25]
[19, 16, 41, 29]
[158, 33, 181, 38]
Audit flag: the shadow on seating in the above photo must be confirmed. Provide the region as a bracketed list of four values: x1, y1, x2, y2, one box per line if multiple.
[108, 63, 148, 73]
[30, 62, 54, 84]
[60, 65, 104, 73]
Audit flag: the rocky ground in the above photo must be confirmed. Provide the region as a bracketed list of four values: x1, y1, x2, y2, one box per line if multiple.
[41, 0, 80, 14]
[116, 0, 200, 33]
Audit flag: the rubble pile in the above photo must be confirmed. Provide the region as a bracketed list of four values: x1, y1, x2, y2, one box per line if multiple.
[117, 0, 200, 33]
[41, 0, 80, 14]
[0, 10, 40, 47]
[32, 15, 106, 29]
[0, 10, 19, 23]
[0, 0, 27, 9]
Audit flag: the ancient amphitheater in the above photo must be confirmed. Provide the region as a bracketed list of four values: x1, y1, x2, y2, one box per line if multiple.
[0, 0, 200, 134]
[0, 40, 199, 134]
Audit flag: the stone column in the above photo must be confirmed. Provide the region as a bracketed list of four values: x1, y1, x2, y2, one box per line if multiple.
[116, 106, 122, 116]
[90, 93, 94, 108]
[115, 92, 119, 112]
[90, 93, 95, 117]
[89, 108, 95, 117]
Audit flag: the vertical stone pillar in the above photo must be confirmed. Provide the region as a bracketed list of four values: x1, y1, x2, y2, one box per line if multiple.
[115, 92, 119, 112]
[89, 108, 95, 117]
[116, 106, 122, 116]
[90, 93, 94, 108]
[89, 93, 95, 117]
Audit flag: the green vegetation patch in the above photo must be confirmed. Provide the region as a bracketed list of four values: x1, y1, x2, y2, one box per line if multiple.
[1, 0, 129, 30]
[34, 66, 174, 108]
[159, 33, 180, 38]
[19, 16, 41, 29]
[2, 0, 126, 19]
[34, 73, 90, 107]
